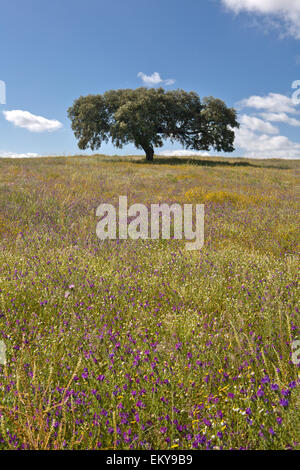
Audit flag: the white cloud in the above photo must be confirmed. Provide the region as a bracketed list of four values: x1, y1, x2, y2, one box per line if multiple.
[235, 95, 300, 158]
[238, 93, 297, 114]
[0, 151, 41, 158]
[3, 110, 62, 132]
[260, 112, 300, 126]
[234, 126, 300, 159]
[240, 114, 279, 134]
[137, 72, 175, 87]
[158, 149, 211, 157]
[221, 0, 300, 39]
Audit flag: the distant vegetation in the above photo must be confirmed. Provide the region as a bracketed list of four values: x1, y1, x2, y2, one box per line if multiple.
[0, 154, 299, 449]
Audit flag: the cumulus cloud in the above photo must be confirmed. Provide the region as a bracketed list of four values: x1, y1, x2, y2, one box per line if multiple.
[221, 0, 300, 39]
[0, 151, 41, 158]
[240, 114, 278, 134]
[234, 126, 300, 158]
[3, 110, 62, 132]
[158, 149, 211, 157]
[234, 91, 300, 158]
[260, 112, 300, 126]
[137, 72, 175, 87]
[238, 93, 297, 114]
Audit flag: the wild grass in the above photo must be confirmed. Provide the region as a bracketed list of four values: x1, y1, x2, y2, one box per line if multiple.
[0, 154, 299, 449]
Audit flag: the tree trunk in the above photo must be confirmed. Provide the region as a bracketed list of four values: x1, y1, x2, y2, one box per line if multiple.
[143, 145, 154, 162]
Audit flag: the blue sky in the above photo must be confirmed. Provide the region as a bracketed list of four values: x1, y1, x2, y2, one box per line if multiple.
[1, 0, 300, 158]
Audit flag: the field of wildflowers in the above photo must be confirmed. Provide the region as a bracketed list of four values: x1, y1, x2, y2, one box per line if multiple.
[0, 154, 299, 450]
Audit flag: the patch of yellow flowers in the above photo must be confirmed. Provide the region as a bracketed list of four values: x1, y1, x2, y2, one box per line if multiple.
[184, 187, 275, 206]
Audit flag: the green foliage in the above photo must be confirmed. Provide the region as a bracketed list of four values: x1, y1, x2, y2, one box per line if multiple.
[68, 88, 239, 160]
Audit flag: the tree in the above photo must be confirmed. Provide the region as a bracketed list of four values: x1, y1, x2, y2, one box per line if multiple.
[68, 88, 239, 162]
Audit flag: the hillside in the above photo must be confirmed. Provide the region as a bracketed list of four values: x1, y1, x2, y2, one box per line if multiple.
[0, 154, 299, 450]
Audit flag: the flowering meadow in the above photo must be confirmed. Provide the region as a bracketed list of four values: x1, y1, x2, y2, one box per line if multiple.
[0, 154, 299, 450]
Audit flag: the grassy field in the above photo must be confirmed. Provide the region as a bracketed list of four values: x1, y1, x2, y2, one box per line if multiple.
[0, 154, 299, 450]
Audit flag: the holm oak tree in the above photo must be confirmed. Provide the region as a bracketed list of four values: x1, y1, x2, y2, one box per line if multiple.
[68, 88, 239, 161]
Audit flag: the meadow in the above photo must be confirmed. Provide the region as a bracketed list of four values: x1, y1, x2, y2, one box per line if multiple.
[0, 154, 299, 450]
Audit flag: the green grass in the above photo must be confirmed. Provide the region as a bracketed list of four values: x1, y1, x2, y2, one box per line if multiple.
[0, 154, 299, 450]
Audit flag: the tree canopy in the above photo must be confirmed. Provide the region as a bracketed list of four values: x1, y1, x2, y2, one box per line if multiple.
[68, 88, 239, 161]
